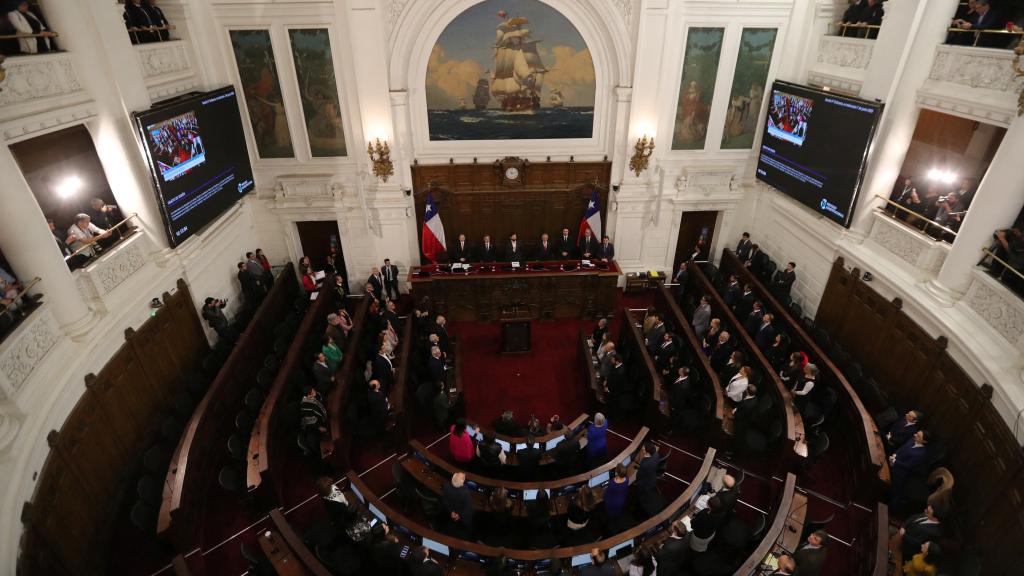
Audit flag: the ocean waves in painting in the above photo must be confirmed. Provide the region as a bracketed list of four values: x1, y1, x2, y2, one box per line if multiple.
[428, 107, 594, 140]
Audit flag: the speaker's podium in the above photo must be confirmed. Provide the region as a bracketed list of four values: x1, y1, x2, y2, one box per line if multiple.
[500, 305, 531, 353]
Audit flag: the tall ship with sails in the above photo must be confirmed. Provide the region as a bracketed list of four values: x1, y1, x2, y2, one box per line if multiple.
[473, 74, 491, 110]
[491, 15, 548, 112]
[548, 87, 564, 108]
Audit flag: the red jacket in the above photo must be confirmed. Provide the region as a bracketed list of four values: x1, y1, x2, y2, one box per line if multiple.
[448, 425, 475, 462]
[302, 274, 316, 293]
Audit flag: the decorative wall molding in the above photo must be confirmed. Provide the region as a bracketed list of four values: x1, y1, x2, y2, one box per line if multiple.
[0, 307, 60, 398]
[0, 102, 97, 142]
[675, 169, 737, 198]
[867, 211, 950, 281]
[610, 0, 633, 30]
[94, 241, 148, 294]
[964, 272, 1024, 350]
[0, 54, 84, 108]
[137, 41, 192, 81]
[274, 174, 344, 201]
[815, 35, 873, 69]
[929, 46, 1023, 94]
[383, 0, 411, 40]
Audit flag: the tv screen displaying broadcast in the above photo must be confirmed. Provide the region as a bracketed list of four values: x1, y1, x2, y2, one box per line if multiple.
[134, 86, 254, 246]
[755, 81, 883, 227]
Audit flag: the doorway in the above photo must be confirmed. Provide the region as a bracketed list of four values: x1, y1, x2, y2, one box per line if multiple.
[673, 211, 719, 269]
[295, 220, 349, 294]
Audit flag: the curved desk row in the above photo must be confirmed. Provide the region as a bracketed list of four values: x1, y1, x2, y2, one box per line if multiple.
[719, 248, 889, 497]
[158, 264, 298, 550]
[322, 297, 372, 469]
[686, 265, 807, 464]
[347, 447, 716, 567]
[619, 308, 670, 429]
[463, 413, 590, 467]
[653, 284, 729, 442]
[247, 276, 338, 506]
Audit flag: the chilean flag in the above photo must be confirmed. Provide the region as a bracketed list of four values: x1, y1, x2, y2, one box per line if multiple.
[577, 188, 602, 244]
[421, 192, 447, 263]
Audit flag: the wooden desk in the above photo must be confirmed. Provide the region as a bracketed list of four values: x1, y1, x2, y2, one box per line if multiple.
[735, 473, 798, 575]
[408, 260, 620, 321]
[268, 509, 332, 576]
[779, 491, 808, 552]
[720, 248, 889, 497]
[465, 414, 589, 467]
[654, 285, 728, 442]
[258, 530, 309, 576]
[580, 330, 606, 405]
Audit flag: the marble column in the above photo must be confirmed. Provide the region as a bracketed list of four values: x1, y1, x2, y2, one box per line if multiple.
[927, 116, 1024, 303]
[845, 0, 962, 239]
[42, 0, 170, 252]
[0, 145, 94, 336]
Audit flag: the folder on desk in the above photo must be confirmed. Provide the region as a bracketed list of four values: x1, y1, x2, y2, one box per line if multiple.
[314, 270, 326, 281]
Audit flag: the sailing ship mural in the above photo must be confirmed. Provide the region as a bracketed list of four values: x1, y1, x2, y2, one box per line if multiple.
[426, 0, 595, 141]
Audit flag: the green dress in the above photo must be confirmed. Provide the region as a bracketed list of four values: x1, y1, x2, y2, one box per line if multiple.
[323, 342, 343, 372]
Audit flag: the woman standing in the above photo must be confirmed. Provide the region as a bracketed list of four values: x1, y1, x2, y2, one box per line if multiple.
[586, 413, 608, 466]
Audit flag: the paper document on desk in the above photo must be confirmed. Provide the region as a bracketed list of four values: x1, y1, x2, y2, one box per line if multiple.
[452, 263, 463, 271]
[581, 260, 592, 266]
[511, 261, 520, 269]
[314, 270, 326, 281]
[309, 292, 319, 301]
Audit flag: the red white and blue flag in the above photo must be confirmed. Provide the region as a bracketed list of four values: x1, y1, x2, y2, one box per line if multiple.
[577, 188, 602, 244]
[421, 192, 447, 263]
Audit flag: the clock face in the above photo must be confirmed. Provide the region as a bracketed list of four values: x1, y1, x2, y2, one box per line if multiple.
[505, 166, 520, 181]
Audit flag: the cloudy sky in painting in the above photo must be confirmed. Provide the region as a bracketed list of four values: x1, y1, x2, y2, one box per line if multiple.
[426, 0, 595, 109]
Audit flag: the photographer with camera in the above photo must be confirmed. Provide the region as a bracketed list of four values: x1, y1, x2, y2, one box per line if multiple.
[201, 297, 235, 342]
[990, 227, 1024, 294]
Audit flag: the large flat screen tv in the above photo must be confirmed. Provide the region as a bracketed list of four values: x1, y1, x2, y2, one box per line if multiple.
[133, 86, 255, 246]
[755, 81, 883, 227]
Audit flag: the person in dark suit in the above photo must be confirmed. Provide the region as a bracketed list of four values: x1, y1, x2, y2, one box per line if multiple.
[793, 530, 828, 576]
[773, 262, 797, 296]
[591, 317, 608, 351]
[315, 476, 356, 527]
[579, 229, 597, 259]
[953, 0, 1003, 47]
[744, 301, 765, 335]
[735, 284, 756, 318]
[451, 233, 472, 264]
[123, 0, 158, 44]
[655, 519, 688, 576]
[432, 315, 451, 354]
[606, 355, 630, 412]
[409, 547, 444, 576]
[899, 504, 943, 561]
[635, 441, 665, 517]
[719, 350, 745, 384]
[723, 275, 741, 308]
[367, 379, 390, 432]
[747, 244, 768, 278]
[732, 385, 758, 437]
[556, 228, 575, 259]
[237, 262, 260, 304]
[516, 435, 542, 480]
[672, 261, 689, 302]
[430, 382, 450, 431]
[668, 366, 693, 427]
[890, 430, 931, 510]
[505, 233, 524, 262]
[441, 472, 475, 536]
[428, 345, 446, 384]
[371, 344, 395, 394]
[736, 232, 753, 261]
[715, 474, 739, 518]
[644, 313, 666, 355]
[492, 409, 522, 436]
[143, 0, 171, 40]
[300, 387, 328, 455]
[692, 296, 712, 341]
[708, 331, 734, 372]
[552, 430, 580, 476]
[885, 410, 922, 455]
[754, 313, 776, 352]
[381, 258, 400, 300]
[312, 352, 334, 393]
[653, 332, 677, 371]
[597, 236, 614, 261]
[535, 233, 556, 260]
[478, 234, 497, 262]
[366, 267, 384, 299]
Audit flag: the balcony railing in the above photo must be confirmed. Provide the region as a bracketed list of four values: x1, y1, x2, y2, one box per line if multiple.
[830, 22, 883, 39]
[946, 27, 1024, 49]
[65, 213, 140, 270]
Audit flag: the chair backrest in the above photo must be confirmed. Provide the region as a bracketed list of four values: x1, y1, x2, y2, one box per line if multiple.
[750, 511, 769, 542]
[810, 432, 830, 458]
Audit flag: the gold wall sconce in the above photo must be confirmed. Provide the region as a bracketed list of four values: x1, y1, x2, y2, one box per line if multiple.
[368, 138, 394, 182]
[629, 134, 655, 177]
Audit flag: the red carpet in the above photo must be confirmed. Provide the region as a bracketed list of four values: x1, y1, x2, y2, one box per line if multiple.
[452, 319, 593, 427]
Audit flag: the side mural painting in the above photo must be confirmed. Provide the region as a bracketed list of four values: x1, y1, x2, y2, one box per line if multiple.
[671, 28, 725, 151]
[289, 28, 348, 157]
[229, 30, 294, 158]
[721, 28, 778, 150]
[425, 0, 595, 140]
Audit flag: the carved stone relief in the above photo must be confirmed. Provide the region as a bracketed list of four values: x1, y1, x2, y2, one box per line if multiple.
[137, 41, 191, 80]
[929, 47, 1024, 94]
[0, 308, 60, 395]
[816, 36, 873, 69]
[0, 55, 84, 107]
[94, 242, 148, 294]
[965, 279, 1024, 347]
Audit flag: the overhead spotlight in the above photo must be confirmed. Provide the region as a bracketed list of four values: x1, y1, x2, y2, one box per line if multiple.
[56, 175, 82, 199]
[927, 168, 957, 184]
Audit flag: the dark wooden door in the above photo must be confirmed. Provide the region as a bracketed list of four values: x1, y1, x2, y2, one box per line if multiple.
[674, 210, 719, 268]
[296, 220, 349, 292]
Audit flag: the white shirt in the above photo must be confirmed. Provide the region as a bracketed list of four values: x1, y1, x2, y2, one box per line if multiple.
[794, 378, 815, 396]
[67, 222, 107, 256]
[725, 373, 749, 402]
[7, 10, 51, 54]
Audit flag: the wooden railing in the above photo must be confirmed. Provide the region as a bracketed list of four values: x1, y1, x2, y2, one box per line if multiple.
[267, 509, 333, 576]
[734, 473, 798, 575]
[157, 264, 297, 550]
[720, 248, 888, 499]
[392, 316, 414, 444]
